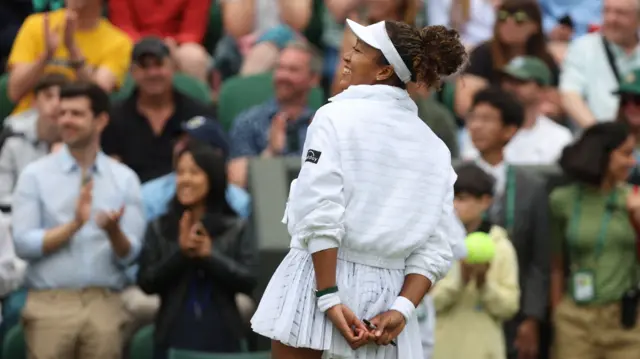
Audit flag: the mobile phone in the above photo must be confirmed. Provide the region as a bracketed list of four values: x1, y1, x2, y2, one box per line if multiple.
[362, 319, 397, 346]
[621, 289, 639, 329]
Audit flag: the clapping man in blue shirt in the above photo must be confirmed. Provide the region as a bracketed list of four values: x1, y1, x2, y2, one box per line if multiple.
[11, 82, 146, 359]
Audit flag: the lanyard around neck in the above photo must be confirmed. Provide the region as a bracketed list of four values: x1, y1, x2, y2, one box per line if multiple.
[504, 165, 516, 232]
[568, 186, 618, 263]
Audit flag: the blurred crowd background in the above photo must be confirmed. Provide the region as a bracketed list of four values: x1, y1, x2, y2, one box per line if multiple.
[1, 0, 640, 359]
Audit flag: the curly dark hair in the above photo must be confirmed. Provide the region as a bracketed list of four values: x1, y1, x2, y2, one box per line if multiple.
[382, 21, 468, 89]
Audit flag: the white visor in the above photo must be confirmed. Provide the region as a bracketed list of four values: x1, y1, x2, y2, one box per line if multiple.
[346, 19, 412, 84]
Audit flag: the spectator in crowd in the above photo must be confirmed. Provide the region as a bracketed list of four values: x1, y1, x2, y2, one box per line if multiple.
[466, 88, 550, 359]
[539, 0, 603, 39]
[561, 0, 640, 128]
[6, 0, 132, 115]
[109, 0, 213, 83]
[329, 0, 419, 95]
[427, 0, 498, 50]
[550, 122, 640, 359]
[143, 115, 251, 221]
[228, 40, 320, 188]
[103, 37, 215, 184]
[11, 82, 145, 359]
[615, 68, 640, 183]
[137, 141, 257, 359]
[218, 0, 313, 76]
[0, 212, 27, 325]
[432, 162, 520, 359]
[461, 56, 572, 165]
[456, 0, 561, 119]
[0, 74, 68, 208]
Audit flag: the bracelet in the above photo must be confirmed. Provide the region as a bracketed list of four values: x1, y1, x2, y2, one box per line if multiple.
[315, 286, 339, 298]
[317, 292, 341, 312]
[390, 296, 415, 323]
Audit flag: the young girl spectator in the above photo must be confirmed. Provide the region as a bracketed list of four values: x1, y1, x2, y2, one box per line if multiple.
[137, 141, 257, 359]
[432, 163, 520, 359]
[550, 122, 640, 359]
[455, 0, 561, 119]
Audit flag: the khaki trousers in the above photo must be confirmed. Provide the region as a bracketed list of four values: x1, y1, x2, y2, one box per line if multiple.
[553, 297, 640, 359]
[22, 288, 132, 359]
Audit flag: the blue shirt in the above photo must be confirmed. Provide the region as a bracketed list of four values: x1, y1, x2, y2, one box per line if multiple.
[229, 98, 315, 158]
[11, 146, 146, 290]
[141, 172, 252, 221]
[538, 0, 602, 38]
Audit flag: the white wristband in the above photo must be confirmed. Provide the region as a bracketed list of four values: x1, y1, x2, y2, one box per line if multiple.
[390, 296, 415, 323]
[317, 292, 342, 312]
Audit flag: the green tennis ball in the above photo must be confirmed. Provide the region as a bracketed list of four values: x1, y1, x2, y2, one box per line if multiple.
[465, 232, 496, 264]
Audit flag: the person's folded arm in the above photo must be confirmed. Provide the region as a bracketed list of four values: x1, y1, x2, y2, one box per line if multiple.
[110, 173, 146, 266]
[198, 221, 258, 294]
[174, 0, 211, 44]
[560, 38, 596, 127]
[290, 108, 345, 290]
[479, 235, 520, 320]
[12, 168, 82, 260]
[136, 221, 190, 294]
[108, 0, 142, 41]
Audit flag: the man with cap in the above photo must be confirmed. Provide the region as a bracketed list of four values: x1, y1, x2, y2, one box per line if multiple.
[141, 116, 251, 221]
[103, 37, 216, 184]
[460, 56, 573, 165]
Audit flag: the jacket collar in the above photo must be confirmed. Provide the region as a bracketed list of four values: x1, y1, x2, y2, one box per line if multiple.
[329, 84, 418, 114]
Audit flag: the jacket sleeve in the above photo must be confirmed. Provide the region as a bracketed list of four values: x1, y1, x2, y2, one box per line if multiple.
[405, 168, 456, 283]
[522, 177, 551, 320]
[479, 235, 521, 320]
[198, 221, 258, 295]
[430, 262, 465, 314]
[136, 221, 190, 294]
[290, 108, 346, 253]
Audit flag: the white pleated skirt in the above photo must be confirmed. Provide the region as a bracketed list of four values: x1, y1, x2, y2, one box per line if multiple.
[251, 248, 424, 359]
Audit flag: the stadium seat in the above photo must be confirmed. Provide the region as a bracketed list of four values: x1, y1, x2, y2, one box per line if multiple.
[129, 325, 154, 359]
[217, 72, 325, 131]
[169, 350, 271, 359]
[111, 73, 212, 105]
[1, 324, 25, 359]
[0, 74, 15, 124]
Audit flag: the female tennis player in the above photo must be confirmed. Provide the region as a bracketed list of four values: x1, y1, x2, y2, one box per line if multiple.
[251, 19, 468, 359]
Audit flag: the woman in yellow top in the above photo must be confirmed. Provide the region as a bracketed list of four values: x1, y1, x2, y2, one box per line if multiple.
[432, 163, 520, 359]
[550, 122, 640, 359]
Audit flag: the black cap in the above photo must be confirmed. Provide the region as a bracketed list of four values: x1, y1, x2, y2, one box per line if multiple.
[132, 36, 170, 63]
[181, 116, 229, 160]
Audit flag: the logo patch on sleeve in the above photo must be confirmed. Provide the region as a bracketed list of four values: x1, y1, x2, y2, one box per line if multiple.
[305, 149, 322, 164]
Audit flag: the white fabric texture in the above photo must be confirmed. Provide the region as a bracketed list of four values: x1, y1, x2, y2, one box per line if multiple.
[346, 20, 412, 83]
[252, 85, 456, 359]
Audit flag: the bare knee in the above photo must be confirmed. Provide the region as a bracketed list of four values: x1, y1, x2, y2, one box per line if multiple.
[271, 340, 323, 359]
[174, 43, 211, 81]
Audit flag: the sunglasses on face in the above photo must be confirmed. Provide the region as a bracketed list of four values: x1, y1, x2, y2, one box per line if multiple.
[497, 10, 530, 24]
[622, 95, 640, 106]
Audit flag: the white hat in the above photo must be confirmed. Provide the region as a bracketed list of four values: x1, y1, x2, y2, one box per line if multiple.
[346, 19, 412, 84]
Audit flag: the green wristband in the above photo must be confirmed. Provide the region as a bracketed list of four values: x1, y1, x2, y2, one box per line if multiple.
[315, 286, 339, 298]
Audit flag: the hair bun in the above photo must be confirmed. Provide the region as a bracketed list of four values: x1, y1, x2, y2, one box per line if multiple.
[415, 26, 467, 87]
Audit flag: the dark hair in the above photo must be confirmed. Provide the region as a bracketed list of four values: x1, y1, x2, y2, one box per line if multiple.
[34, 73, 70, 95]
[161, 141, 237, 239]
[559, 122, 631, 186]
[491, 0, 556, 72]
[383, 21, 468, 89]
[59, 81, 110, 116]
[454, 163, 495, 197]
[471, 87, 524, 128]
